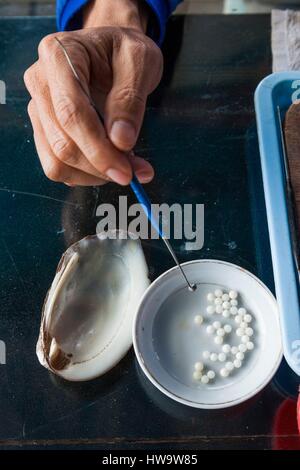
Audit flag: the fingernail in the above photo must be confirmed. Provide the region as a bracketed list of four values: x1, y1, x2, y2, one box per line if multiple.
[110, 120, 136, 150]
[135, 170, 154, 183]
[106, 168, 131, 185]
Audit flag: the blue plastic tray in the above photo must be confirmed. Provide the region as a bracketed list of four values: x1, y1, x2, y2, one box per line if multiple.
[255, 72, 300, 376]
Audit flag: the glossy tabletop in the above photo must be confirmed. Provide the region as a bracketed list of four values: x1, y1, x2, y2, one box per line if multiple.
[0, 15, 299, 450]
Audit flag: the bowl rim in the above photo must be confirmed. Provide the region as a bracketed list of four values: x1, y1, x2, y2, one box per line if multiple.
[132, 258, 283, 409]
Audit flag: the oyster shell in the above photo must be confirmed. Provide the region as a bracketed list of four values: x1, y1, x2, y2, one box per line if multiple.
[37, 231, 150, 381]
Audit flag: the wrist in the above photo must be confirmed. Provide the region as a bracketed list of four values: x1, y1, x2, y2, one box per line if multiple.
[83, 0, 149, 33]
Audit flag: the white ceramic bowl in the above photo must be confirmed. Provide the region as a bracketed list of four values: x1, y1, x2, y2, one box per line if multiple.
[133, 259, 282, 409]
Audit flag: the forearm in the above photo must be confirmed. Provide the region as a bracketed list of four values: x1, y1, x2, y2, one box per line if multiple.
[83, 0, 149, 32]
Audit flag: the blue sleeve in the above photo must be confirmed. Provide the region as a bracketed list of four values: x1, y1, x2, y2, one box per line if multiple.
[56, 0, 182, 45]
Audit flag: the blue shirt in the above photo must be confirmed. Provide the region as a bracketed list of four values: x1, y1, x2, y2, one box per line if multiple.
[57, 0, 182, 45]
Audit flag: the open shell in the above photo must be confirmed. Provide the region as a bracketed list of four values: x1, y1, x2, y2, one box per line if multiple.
[37, 231, 150, 381]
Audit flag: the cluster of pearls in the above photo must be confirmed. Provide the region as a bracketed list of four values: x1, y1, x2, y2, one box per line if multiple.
[192, 361, 216, 383]
[192, 288, 255, 383]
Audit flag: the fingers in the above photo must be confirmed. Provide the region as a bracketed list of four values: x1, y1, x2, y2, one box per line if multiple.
[28, 100, 108, 186]
[38, 34, 133, 185]
[106, 33, 163, 151]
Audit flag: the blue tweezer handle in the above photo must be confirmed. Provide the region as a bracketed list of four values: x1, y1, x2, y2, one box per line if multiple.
[130, 174, 163, 238]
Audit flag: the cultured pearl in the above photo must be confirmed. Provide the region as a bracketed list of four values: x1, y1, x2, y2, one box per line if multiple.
[207, 305, 215, 315]
[245, 327, 253, 337]
[244, 314, 252, 323]
[207, 292, 214, 302]
[194, 362, 204, 371]
[231, 346, 238, 355]
[220, 368, 229, 377]
[201, 375, 209, 384]
[241, 335, 250, 344]
[238, 343, 247, 353]
[224, 324, 232, 334]
[217, 328, 225, 337]
[236, 327, 244, 337]
[203, 350, 210, 359]
[218, 352, 226, 362]
[207, 370, 215, 380]
[215, 305, 223, 314]
[222, 344, 231, 353]
[222, 301, 231, 309]
[206, 325, 214, 335]
[229, 290, 238, 299]
[225, 361, 234, 371]
[230, 306, 238, 315]
[210, 353, 218, 362]
[213, 321, 221, 330]
[235, 315, 242, 324]
[233, 359, 242, 368]
[222, 293, 230, 301]
[236, 351, 244, 361]
[193, 371, 202, 380]
[222, 310, 230, 318]
[215, 298, 222, 305]
[240, 321, 247, 329]
[194, 315, 203, 325]
[230, 299, 238, 307]
[238, 307, 246, 316]
[247, 341, 254, 350]
[214, 336, 223, 345]
[214, 289, 223, 297]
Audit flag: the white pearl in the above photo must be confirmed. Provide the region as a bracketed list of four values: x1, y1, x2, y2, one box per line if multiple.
[210, 353, 218, 362]
[238, 343, 247, 353]
[194, 315, 203, 325]
[238, 307, 246, 315]
[235, 315, 242, 324]
[241, 335, 250, 344]
[230, 299, 238, 307]
[217, 328, 225, 337]
[222, 301, 230, 309]
[222, 344, 231, 353]
[203, 350, 210, 359]
[236, 327, 244, 337]
[201, 375, 209, 384]
[193, 370, 202, 380]
[240, 321, 247, 329]
[244, 314, 252, 323]
[231, 346, 238, 355]
[206, 305, 215, 315]
[213, 321, 221, 329]
[207, 370, 215, 379]
[220, 368, 229, 377]
[225, 361, 234, 371]
[214, 336, 223, 345]
[245, 327, 253, 337]
[206, 325, 214, 335]
[194, 362, 204, 371]
[247, 341, 254, 350]
[214, 289, 223, 297]
[236, 351, 244, 361]
[215, 305, 223, 314]
[207, 292, 214, 302]
[230, 306, 238, 315]
[229, 290, 238, 299]
[218, 352, 226, 362]
[222, 310, 230, 318]
[233, 359, 242, 368]
[224, 324, 232, 333]
[214, 297, 222, 305]
[222, 293, 230, 301]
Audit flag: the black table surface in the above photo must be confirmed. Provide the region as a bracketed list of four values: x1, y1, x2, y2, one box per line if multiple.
[0, 14, 299, 450]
